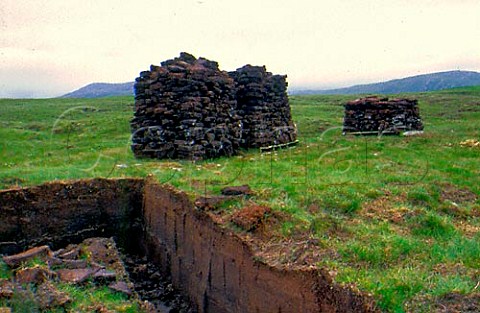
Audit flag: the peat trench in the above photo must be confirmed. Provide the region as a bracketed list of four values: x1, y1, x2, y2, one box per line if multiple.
[0, 178, 378, 313]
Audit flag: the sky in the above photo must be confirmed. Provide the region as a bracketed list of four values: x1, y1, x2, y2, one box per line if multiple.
[1, 0, 479, 98]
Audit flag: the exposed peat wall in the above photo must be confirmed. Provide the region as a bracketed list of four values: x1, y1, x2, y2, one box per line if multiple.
[0, 178, 144, 255]
[0, 179, 377, 313]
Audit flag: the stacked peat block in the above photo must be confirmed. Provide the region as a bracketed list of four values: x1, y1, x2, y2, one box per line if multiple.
[131, 53, 297, 159]
[229, 65, 297, 148]
[343, 96, 424, 134]
[131, 53, 242, 160]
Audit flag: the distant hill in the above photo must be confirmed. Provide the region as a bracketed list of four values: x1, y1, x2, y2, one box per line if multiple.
[293, 70, 480, 95]
[60, 82, 134, 98]
[62, 70, 480, 98]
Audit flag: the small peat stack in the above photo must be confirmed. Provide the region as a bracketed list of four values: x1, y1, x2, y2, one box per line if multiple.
[343, 96, 424, 134]
[131, 53, 242, 160]
[229, 65, 297, 148]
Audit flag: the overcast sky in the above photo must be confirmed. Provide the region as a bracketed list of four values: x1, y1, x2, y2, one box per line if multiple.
[1, 0, 479, 98]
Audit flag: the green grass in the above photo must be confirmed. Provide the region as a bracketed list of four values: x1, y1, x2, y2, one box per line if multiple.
[56, 284, 141, 312]
[1, 87, 480, 312]
[0, 259, 12, 279]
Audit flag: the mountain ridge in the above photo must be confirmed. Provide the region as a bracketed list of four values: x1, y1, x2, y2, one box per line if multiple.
[61, 70, 480, 98]
[292, 70, 480, 95]
[60, 82, 134, 98]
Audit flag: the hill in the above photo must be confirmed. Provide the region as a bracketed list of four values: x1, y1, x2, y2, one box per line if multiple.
[60, 82, 134, 98]
[61, 70, 480, 98]
[294, 70, 480, 95]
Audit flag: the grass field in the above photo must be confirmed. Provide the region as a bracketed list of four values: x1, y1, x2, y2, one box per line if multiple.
[1, 87, 479, 312]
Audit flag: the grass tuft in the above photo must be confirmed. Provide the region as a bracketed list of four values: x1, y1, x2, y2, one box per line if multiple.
[409, 211, 457, 239]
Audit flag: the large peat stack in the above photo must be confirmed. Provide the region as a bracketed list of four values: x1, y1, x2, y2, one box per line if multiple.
[343, 96, 423, 134]
[229, 65, 297, 148]
[131, 53, 297, 159]
[131, 53, 242, 159]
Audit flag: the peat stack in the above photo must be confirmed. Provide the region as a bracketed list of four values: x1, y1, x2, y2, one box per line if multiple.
[131, 53, 297, 159]
[131, 53, 242, 160]
[229, 65, 297, 148]
[343, 96, 424, 134]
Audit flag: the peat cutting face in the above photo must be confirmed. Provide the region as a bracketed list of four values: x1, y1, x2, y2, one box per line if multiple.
[0, 178, 378, 313]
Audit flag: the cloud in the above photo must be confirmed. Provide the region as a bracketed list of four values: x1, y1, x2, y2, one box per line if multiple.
[1, 0, 479, 97]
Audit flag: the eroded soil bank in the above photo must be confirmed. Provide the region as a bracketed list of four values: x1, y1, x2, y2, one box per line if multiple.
[0, 178, 378, 312]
